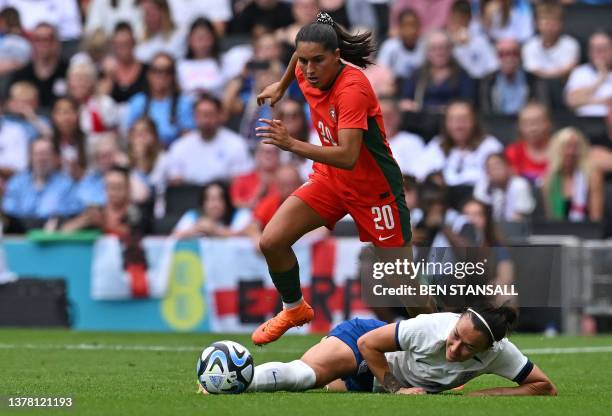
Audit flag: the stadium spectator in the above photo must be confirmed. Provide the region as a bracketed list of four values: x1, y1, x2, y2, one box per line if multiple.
[479, 0, 534, 43]
[231, 142, 280, 209]
[2, 139, 81, 232]
[522, 0, 579, 80]
[461, 198, 515, 306]
[589, 102, 612, 176]
[447, 0, 498, 79]
[100, 22, 148, 104]
[400, 30, 476, 113]
[84, 0, 144, 39]
[224, 33, 284, 147]
[176, 17, 226, 97]
[0, 109, 29, 196]
[124, 52, 195, 147]
[127, 116, 167, 206]
[379, 96, 425, 177]
[172, 181, 251, 239]
[319, 0, 378, 34]
[76, 135, 131, 207]
[229, 0, 293, 36]
[377, 8, 425, 80]
[3, 82, 52, 141]
[565, 31, 612, 117]
[473, 153, 535, 221]
[0, 7, 31, 78]
[61, 165, 151, 235]
[67, 60, 119, 139]
[50, 97, 87, 181]
[241, 164, 304, 244]
[167, 0, 232, 36]
[0, 0, 82, 42]
[275, 0, 319, 62]
[543, 127, 604, 222]
[505, 101, 552, 183]
[479, 38, 538, 114]
[164, 94, 253, 185]
[415, 100, 503, 185]
[388, 0, 455, 35]
[8, 22, 68, 112]
[275, 98, 313, 180]
[135, 0, 184, 62]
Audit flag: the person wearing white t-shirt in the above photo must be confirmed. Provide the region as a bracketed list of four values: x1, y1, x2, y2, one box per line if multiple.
[448, 0, 498, 80]
[377, 9, 425, 80]
[167, 0, 231, 35]
[165, 94, 253, 185]
[474, 153, 535, 221]
[236, 306, 556, 396]
[565, 31, 612, 117]
[379, 97, 424, 177]
[0, 0, 82, 41]
[415, 100, 503, 185]
[522, 1, 579, 80]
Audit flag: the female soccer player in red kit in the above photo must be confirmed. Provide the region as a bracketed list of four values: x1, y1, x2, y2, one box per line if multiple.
[253, 13, 432, 346]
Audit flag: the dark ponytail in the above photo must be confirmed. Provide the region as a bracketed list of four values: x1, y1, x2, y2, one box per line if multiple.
[465, 304, 518, 345]
[295, 12, 376, 69]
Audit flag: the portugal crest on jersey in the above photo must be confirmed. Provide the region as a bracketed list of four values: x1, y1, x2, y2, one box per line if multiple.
[329, 106, 336, 123]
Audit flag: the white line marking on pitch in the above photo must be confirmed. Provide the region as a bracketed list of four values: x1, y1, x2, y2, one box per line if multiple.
[1, 343, 612, 355]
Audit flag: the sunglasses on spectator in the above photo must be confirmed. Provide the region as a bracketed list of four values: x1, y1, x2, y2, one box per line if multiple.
[149, 66, 173, 75]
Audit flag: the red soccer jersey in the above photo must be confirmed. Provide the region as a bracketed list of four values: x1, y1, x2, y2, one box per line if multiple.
[295, 64, 403, 206]
[505, 140, 548, 183]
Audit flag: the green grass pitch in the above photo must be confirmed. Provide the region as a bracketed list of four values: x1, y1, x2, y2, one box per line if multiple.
[0, 329, 611, 415]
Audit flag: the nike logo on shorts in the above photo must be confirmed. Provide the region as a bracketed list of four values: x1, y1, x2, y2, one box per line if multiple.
[378, 234, 395, 241]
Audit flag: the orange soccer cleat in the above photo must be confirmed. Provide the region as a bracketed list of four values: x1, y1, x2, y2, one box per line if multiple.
[251, 301, 315, 345]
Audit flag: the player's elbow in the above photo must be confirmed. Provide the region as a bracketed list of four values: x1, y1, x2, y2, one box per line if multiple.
[338, 153, 359, 170]
[544, 381, 557, 396]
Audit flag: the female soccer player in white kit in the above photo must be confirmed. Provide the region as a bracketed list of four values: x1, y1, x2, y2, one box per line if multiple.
[243, 305, 557, 396]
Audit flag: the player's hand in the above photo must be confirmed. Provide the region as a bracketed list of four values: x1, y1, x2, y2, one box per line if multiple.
[256, 118, 294, 151]
[257, 81, 284, 107]
[396, 387, 426, 395]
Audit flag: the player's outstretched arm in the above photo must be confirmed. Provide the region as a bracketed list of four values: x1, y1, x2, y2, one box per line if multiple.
[257, 53, 298, 107]
[468, 365, 557, 396]
[357, 324, 425, 395]
[257, 120, 363, 170]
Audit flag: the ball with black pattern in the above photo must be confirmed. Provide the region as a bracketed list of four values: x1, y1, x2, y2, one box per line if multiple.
[196, 340, 254, 394]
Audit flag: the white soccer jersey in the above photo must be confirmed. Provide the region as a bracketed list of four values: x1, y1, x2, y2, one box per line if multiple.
[375, 313, 532, 393]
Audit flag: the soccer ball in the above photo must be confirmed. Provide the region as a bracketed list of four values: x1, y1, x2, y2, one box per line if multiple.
[196, 340, 254, 394]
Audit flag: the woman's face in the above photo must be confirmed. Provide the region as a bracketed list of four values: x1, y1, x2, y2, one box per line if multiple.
[254, 34, 281, 61]
[486, 156, 509, 186]
[519, 105, 550, 143]
[446, 103, 475, 146]
[112, 29, 135, 62]
[189, 25, 215, 59]
[105, 171, 130, 206]
[463, 201, 486, 232]
[203, 184, 227, 222]
[147, 55, 174, 95]
[445, 314, 490, 362]
[130, 121, 155, 156]
[142, 0, 163, 33]
[562, 135, 580, 168]
[296, 41, 340, 90]
[426, 33, 451, 68]
[255, 143, 280, 171]
[52, 100, 79, 134]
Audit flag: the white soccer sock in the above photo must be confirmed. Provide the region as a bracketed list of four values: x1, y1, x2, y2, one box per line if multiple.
[247, 360, 316, 392]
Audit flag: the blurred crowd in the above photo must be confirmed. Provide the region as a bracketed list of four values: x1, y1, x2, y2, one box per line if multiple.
[0, 0, 611, 245]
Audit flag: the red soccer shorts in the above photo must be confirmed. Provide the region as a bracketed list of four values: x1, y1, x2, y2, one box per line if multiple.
[292, 174, 411, 247]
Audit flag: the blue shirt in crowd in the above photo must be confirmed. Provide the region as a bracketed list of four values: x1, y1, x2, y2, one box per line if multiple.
[76, 171, 107, 207]
[125, 93, 195, 147]
[2, 170, 82, 219]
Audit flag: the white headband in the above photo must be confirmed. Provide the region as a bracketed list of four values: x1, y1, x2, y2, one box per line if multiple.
[467, 308, 495, 344]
